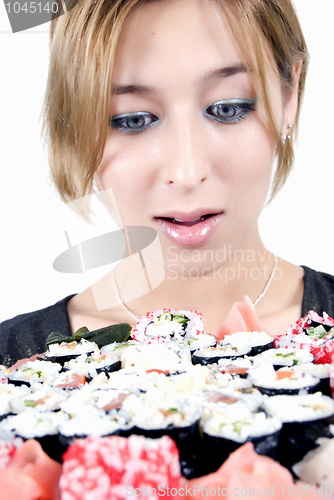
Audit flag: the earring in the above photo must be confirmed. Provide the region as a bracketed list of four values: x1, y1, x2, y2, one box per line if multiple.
[282, 124, 292, 144]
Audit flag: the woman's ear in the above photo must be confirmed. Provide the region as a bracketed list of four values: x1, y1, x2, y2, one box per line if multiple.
[282, 61, 303, 133]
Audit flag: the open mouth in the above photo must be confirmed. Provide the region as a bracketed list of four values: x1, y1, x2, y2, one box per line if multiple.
[154, 211, 222, 246]
[157, 214, 217, 227]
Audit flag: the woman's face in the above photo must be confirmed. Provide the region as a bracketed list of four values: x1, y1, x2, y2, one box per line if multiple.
[96, 0, 292, 272]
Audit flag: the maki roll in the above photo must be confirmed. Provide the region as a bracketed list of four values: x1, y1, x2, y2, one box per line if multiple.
[264, 393, 334, 471]
[132, 309, 204, 343]
[58, 388, 133, 453]
[247, 364, 321, 396]
[254, 348, 313, 369]
[294, 362, 332, 397]
[45, 339, 98, 365]
[58, 408, 129, 442]
[180, 334, 217, 352]
[9, 386, 67, 414]
[0, 384, 31, 421]
[200, 403, 281, 475]
[120, 391, 203, 478]
[53, 371, 87, 389]
[63, 351, 121, 379]
[120, 342, 192, 372]
[218, 357, 253, 377]
[192, 345, 251, 365]
[0, 410, 69, 462]
[220, 331, 274, 356]
[7, 360, 62, 386]
[275, 311, 334, 364]
[0, 366, 8, 385]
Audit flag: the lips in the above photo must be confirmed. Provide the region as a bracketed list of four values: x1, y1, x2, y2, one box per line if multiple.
[154, 211, 222, 247]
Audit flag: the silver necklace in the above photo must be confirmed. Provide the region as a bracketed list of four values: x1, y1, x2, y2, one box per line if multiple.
[112, 253, 278, 323]
[253, 254, 278, 306]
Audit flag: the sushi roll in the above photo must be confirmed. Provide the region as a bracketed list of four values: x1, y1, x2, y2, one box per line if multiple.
[132, 309, 204, 343]
[247, 364, 321, 396]
[0, 366, 8, 385]
[7, 360, 62, 386]
[120, 391, 203, 478]
[180, 334, 217, 352]
[63, 351, 121, 379]
[58, 388, 133, 453]
[192, 345, 252, 365]
[58, 408, 129, 441]
[264, 393, 334, 471]
[9, 386, 68, 414]
[0, 384, 31, 421]
[275, 311, 334, 364]
[0, 410, 69, 462]
[220, 331, 275, 356]
[254, 348, 313, 369]
[100, 340, 139, 356]
[218, 357, 254, 377]
[294, 362, 332, 397]
[200, 403, 282, 475]
[45, 339, 98, 365]
[53, 370, 89, 389]
[120, 342, 192, 372]
[89, 388, 131, 412]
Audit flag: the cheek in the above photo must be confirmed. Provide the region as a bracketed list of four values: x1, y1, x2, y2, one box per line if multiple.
[212, 123, 275, 195]
[96, 134, 158, 223]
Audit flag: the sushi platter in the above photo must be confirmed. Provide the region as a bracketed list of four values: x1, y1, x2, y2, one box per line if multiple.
[1, 308, 334, 498]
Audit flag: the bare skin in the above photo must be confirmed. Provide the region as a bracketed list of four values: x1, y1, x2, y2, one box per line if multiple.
[68, 243, 305, 338]
[67, 0, 304, 338]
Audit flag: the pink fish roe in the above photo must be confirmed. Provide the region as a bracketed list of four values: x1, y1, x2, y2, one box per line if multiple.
[0, 438, 23, 469]
[60, 434, 182, 500]
[274, 310, 334, 364]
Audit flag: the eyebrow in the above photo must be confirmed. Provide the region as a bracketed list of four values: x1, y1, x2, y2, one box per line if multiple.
[112, 65, 247, 95]
[203, 64, 247, 81]
[112, 84, 156, 95]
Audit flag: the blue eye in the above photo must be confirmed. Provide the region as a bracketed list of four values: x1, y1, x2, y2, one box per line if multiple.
[109, 112, 158, 134]
[205, 98, 256, 124]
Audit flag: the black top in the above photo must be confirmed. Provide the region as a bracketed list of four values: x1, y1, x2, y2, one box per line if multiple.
[1, 266, 334, 367]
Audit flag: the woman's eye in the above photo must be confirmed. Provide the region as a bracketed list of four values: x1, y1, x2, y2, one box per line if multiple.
[205, 98, 256, 124]
[109, 112, 158, 134]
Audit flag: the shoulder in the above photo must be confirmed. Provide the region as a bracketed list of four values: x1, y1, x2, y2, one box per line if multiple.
[302, 266, 334, 317]
[0, 295, 75, 367]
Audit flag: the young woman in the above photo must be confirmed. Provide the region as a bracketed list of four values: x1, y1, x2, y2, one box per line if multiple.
[1, 0, 333, 366]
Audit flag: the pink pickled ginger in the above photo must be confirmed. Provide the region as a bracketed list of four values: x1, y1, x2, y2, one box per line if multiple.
[216, 296, 269, 340]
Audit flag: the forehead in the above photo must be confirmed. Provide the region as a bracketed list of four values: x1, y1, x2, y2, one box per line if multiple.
[112, 0, 247, 86]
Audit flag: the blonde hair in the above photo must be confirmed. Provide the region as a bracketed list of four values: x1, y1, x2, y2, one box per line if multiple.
[43, 0, 309, 205]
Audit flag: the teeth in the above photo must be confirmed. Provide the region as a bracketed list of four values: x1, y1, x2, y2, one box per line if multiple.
[161, 214, 214, 227]
[172, 216, 205, 225]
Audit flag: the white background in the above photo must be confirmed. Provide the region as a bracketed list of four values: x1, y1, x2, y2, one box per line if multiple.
[0, 0, 333, 323]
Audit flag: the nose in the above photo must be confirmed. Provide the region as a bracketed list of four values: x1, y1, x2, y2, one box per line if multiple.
[160, 108, 211, 191]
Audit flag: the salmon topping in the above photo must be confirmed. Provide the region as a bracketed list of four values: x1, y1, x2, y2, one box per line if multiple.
[276, 369, 294, 380]
[220, 364, 248, 375]
[146, 369, 170, 375]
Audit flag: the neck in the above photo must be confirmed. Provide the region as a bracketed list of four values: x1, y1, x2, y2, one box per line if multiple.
[112, 229, 277, 332]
